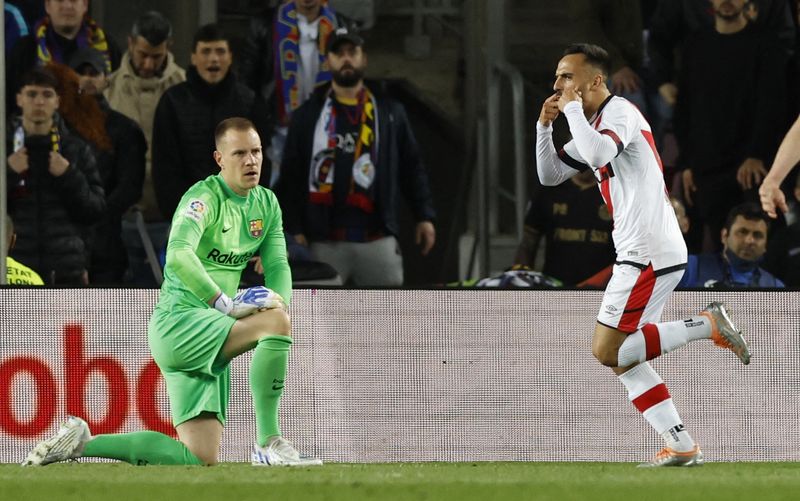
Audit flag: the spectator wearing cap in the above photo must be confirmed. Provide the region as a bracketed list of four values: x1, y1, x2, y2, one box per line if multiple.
[238, 0, 353, 183]
[7, 0, 120, 111]
[6, 66, 106, 285]
[104, 11, 185, 285]
[151, 23, 270, 221]
[276, 29, 436, 286]
[60, 48, 147, 284]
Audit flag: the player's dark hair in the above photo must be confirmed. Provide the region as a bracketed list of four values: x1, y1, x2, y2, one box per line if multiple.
[18, 67, 59, 92]
[131, 11, 173, 46]
[724, 202, 770, 234]
[215, 117, 257, 147]
[192, 23, 229, 52]
[563, 43, 611, 80]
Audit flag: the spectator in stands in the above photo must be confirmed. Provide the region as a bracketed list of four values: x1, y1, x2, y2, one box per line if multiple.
[238, 0, 352, 182]
[764, 173, 800, 286]
[4, 215, 44, 285]
[673, 0, 788, 253]
[678, 203, 784, 288]
[276, 28, 436, 286]
[514, 169, 615, 286]
[5, 3, 29, 56]
[7, 0, 121, 111]
[6, 67, 105, 285]
[152, 23, 270, 220]
[649, 0, 795, 110]
[104, 11, 185, 285]
[62, 48, 147, 285]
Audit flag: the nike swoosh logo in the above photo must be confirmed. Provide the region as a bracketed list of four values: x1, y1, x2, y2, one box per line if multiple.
[222, 227, 232, 233]
[272, 385, 284, 390]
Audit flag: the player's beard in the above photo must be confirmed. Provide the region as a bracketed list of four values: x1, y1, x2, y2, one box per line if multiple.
[332, 65, 365, 88]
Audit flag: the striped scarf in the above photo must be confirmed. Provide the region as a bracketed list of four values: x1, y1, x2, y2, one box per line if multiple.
[274, 1, 336, 125]
[309, 87, 379, 213]
[35, 15, 111, 72]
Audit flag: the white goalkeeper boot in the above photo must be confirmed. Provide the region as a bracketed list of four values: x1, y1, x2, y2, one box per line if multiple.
[22, 416, 92, 466]
[251, 436, 322, 466]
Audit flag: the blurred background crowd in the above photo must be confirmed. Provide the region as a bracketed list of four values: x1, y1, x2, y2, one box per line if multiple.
[2, 0, 799, 289]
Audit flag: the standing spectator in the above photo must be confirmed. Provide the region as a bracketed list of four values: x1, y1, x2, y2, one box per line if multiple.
[276, 28, 436, 286]
[674, 0, 788, 252]
[104, 11, 185, 285]
[514, 169, 615, 286]
[6, 67, 106, 285]
[5, 3, 29, 56]
[679, 203, 784, 287]
[5, 215, 44, 285]
[238, 0, 352, 182]
[152, 23, 270, 220]
[7, 0, 121, 111]
[62, 48, 147, 285]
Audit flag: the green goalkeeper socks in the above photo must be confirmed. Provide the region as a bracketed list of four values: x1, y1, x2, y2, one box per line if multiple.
[81, 431, 203, 465]
[250, 335, 292, 447]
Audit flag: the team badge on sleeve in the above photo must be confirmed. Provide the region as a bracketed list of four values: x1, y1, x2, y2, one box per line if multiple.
[183, 199, 207, 222]
[249, 219, 264, 238]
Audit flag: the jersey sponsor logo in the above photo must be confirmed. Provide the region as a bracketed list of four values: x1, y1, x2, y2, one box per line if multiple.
[183, 199, 207, 222]
[249, 219, 264, 238]
[206, 248, 255, 266]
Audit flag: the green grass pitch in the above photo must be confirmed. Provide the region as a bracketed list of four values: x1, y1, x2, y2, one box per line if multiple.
[2, 462, 800, 500]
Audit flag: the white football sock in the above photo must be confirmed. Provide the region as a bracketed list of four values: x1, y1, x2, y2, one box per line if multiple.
[617, 316, 712, 367]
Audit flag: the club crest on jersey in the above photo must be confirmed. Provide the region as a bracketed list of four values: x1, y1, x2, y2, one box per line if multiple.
[183, 199, 206, 222]
[249, 219, 264, 238]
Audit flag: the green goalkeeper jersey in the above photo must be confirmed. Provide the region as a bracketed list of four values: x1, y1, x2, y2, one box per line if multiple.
[156, 174, 292, 311]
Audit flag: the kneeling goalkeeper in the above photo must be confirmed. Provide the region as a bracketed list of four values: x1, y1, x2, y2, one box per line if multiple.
[23, 117, 320, 467]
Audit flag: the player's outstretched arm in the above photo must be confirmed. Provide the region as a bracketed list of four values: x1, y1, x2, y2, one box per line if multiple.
[760, 114, 800, 217]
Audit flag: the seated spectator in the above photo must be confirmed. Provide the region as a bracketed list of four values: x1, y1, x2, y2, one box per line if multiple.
[7, 0, 121, 111]
[764, 173, 800, 286]
[276, 28, 436, 286]
[678, 202, 784, 288]
[4, 215, 44, 285]
[61, 48, 147, 284]
[6, 67, 106, 285]
[514, 169, 615, 286]
[152, 23, 270, 220]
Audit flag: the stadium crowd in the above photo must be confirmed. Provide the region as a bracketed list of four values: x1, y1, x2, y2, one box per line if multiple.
[3, 0, 800, 288]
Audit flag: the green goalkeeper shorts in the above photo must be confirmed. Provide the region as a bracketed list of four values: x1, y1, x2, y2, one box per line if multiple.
[148, 304, 236, 427]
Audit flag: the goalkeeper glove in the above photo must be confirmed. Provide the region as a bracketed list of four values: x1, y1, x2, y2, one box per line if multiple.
[230, 286, 285, 319]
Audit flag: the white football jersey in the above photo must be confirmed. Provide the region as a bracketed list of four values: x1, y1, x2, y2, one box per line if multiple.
[537, 96, 687, 272]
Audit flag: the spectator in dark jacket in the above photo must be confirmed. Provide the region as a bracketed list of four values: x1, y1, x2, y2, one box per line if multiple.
[152, 23, 270, 220]
[238, 0, 353, 180]
[61, 48, 147, 284]
[678, 203, 784, 288]
[674, 0, 789, 252]
[276, 29, 436, 286]
[7, 0, 121, 111]
[5, 67, 106, 285]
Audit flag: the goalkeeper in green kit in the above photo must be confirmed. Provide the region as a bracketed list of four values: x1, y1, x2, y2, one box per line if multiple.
[23, 117, 321, 467]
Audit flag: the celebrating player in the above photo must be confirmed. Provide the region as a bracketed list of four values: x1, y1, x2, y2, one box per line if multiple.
[23, 117, 321, 467]
[536, 44, 751, 467]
